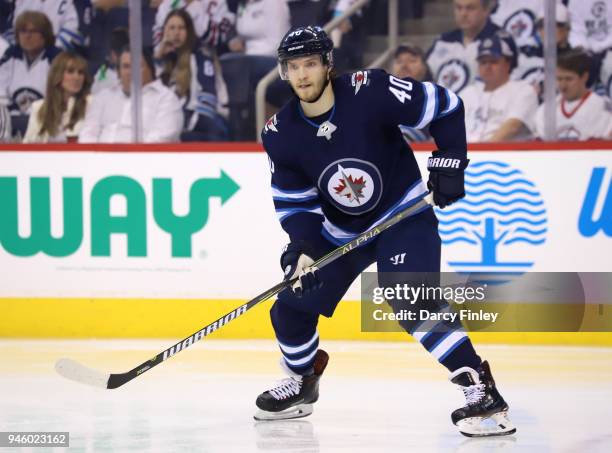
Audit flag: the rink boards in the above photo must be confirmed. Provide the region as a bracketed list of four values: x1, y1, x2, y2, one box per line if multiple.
[0, 142, 610, 344]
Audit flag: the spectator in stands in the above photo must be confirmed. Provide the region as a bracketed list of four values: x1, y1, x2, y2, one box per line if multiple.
[88, 1, 157, 73]
[228, 0, 289, 56]
[23, 51, 91, 142]
[508, 3, 571, 92]
[220, 0, 291, 139]
[391, 43, 432, 143]
[154, 0, 209, 49]
[462, 32, 538, 142]
[78, 46, 183, 142]
[0, 103, 11, 141]
[0, 11, 61, 137]
[535, 49, 612, 140]
[12, 0, 86, 52]
[427, 0, 502, 94]
[92, 27, 129, 94]
[491, 0, 543, 49]
[154, 0, 235, 52]
[567, 0, 612, 55]
[391, 43, 432, 81]
[157, 9, 228, 140]
[535, 3, 571, 56]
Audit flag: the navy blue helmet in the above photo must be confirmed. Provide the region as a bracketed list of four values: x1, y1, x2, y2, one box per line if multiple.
[277, 26, 334, 80]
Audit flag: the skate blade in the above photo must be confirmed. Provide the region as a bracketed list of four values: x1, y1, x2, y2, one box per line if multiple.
[457, 411, 517, 438]
[253, 404, 313, 421]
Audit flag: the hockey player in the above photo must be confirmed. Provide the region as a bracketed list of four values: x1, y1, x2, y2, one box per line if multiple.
[256, 25, 516, 438]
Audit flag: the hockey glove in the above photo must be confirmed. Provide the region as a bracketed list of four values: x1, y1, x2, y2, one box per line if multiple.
[281, 241, 323, 298]
[427, 150, 469, 208]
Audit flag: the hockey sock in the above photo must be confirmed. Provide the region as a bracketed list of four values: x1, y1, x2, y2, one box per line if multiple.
[438, 336, 482, 372]
[277, 331, 320, 375]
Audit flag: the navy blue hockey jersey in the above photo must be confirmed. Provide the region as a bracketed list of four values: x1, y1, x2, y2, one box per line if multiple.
[262, 69, 466, 246]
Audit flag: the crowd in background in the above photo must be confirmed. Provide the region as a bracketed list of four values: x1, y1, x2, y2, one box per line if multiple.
[0, 0, 611, 144]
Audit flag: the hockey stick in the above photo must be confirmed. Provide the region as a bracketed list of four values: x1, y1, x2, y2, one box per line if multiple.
[55, 193, 434, 389]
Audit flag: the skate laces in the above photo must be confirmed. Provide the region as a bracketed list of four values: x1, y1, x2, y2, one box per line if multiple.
[268, 377, 302, 400]
[461, 383, 486, 405]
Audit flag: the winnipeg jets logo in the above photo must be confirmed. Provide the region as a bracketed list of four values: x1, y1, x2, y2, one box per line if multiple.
[264, 114, 278, 133]
[351, 70, 369, 94]
[319, 159, 383, 215]
[437, 59, 469, 93]
[334, 164, 367, 204]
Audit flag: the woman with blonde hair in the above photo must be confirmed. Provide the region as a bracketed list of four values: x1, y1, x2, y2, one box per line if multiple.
[24, 51, 91, 142]
[157, 9, 227, 140]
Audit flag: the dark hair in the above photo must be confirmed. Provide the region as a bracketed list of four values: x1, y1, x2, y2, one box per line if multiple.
[557, 48, 592, 77]
[110, 28, 130, 55]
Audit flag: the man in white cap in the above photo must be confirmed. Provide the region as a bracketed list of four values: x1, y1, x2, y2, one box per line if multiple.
[461, 31, 538, 142]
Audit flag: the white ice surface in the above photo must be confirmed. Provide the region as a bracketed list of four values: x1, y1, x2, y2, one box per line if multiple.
[1, 340, 611, 452]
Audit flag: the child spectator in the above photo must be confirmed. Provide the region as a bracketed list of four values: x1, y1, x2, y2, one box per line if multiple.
[535, 49, 612, 140]
[24, 51, 91, 142]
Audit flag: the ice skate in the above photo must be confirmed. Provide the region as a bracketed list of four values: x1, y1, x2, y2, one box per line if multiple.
[254, 349, 328, 421]
[449, 360, 516, 437]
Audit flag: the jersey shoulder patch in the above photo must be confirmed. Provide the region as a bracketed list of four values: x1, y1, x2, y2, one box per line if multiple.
[350, 70, 371, 94]
[263, 113, 279, 134]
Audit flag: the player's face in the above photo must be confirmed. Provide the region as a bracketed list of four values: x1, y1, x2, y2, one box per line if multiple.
[454, 0, 489, 33]
[286, 55, 329, 103]
[478, 56, 511, 88]
[61, 62, 86, 96]
[392, 52, 427, 81]
[556, 68, 589, 102]
[164, 16, 188, 49]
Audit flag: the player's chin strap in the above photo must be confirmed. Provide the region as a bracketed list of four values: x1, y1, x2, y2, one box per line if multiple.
[56, 193, 435, 390]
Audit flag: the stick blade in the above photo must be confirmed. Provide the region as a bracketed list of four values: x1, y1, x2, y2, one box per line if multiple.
[55, 358, 110, 389]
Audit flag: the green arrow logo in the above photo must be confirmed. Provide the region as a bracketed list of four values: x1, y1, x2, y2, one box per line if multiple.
[153, 170, 240, 257]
